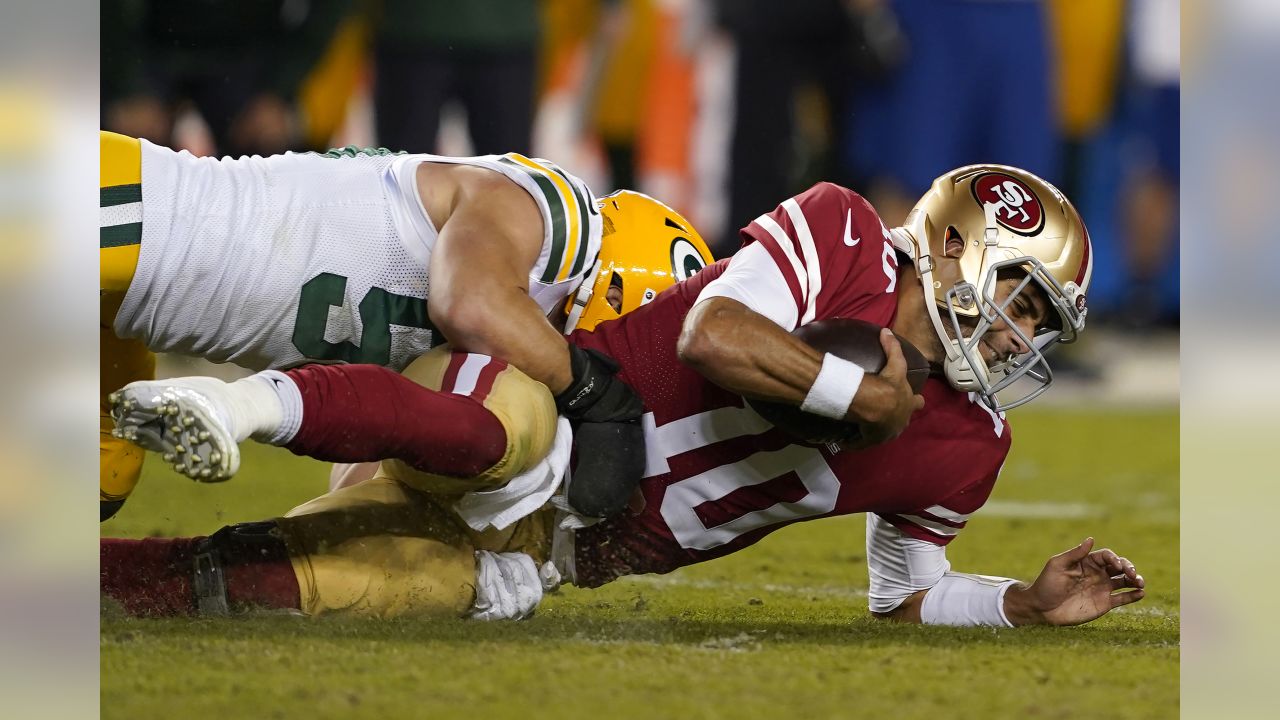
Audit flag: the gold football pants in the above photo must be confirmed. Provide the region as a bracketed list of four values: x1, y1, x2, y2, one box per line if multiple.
[276, 346, 560, 618]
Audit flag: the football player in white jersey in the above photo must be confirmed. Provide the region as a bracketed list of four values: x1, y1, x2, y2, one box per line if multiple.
[99, 131, 646, 520]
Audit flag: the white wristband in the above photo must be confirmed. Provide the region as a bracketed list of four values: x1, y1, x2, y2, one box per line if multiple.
[800, 353, 865, 420]
[919, 572, 1017, 627]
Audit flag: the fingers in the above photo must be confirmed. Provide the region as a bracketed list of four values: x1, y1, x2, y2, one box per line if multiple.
[1053, 537, 1094, 566]
[1109, 572, 1145, 591]
[879, 329, 907, 380]
[1090, 548, 1140, 584]
[1109, 588, 1145, 609]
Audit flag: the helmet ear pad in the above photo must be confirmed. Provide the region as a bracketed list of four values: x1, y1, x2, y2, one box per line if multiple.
[942, 226, 965, 258]
[605, 273, 625, 314]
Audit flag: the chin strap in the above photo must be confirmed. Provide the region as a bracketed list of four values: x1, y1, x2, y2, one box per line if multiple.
[943, 338, 991, 395]
[562, 257, 604, 335]
[893, 226, 992, 402]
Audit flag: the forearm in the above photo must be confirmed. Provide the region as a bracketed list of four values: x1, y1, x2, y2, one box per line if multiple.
[678, 298, 902, 427]
[998, 583, 1048, 626]
[873, 573, 1022, 627]
[431, 285, 573, 394]
[677, 297, 824, 404]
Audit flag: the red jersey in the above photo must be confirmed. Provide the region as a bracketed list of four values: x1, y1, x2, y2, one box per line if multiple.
[568, 183, 1010, 588]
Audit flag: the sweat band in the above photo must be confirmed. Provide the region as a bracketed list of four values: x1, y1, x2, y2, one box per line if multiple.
[800, 353, 864, 420]
[919, 572, 1017, 627]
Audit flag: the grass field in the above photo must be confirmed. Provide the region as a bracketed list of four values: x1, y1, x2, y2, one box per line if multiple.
[101, 408, 1179, 720]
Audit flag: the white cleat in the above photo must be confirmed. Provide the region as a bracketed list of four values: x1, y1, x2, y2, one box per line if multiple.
[108, 378, 241, 483]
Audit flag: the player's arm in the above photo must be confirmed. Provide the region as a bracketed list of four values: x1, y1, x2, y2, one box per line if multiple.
[427, 166, 644, 517]
[677, 259, 919, 437]
[866, 515, 1145, 627]
[427, 170, 574, 394]
[679, 184, 920, 438]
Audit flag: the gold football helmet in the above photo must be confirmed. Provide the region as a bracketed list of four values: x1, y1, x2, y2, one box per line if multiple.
[564, 190, 714, 333]
[889, 165, 1093, 411]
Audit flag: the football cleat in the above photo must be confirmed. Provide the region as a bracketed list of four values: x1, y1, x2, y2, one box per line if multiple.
[108, 378, 241, 483]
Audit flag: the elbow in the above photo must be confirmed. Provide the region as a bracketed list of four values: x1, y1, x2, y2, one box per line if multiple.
[429, 291, 493, 350]
[869, 605, 912, 623]
[868, 598, 902, 622]
[676, 300, 731, 371]
[868, 590, 926, 623]
[675, 324, 714, 371]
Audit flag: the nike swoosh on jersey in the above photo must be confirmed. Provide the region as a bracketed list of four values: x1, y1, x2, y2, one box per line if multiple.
[843, 209, 861, 247]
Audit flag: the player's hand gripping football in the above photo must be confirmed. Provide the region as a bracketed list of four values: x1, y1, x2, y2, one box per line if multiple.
[846, 329, 925, 444]
[1003, 538, 1146, 626]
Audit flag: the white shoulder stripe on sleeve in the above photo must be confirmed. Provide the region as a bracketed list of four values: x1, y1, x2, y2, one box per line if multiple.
[695, 241, 801, 330]
[752, 213, 809, 311]
[923, 505, 972, 523]
[780, 198, 822, 325]
[899, 514, 960, 537]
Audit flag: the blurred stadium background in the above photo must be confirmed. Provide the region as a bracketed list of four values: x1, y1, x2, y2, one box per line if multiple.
[100, 0, 1179, 405]
[90, 1, 1185, 718]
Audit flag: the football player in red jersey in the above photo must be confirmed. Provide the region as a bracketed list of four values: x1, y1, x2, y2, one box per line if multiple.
[103, 169, 1142, 627]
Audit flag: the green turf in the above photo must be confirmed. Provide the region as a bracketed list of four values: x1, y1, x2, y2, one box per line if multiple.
[101, 408, 1179, 719]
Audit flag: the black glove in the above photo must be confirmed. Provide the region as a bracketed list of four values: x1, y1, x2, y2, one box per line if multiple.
[556, 346, 646, 518]
[566, 420, 646, 518]
[554, 345, 643, 423]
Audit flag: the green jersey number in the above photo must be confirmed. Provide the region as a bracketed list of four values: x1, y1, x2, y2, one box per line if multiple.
[292, 273, 435, 365]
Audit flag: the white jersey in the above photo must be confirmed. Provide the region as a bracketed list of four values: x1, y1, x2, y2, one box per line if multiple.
[114, 141, 602, 371]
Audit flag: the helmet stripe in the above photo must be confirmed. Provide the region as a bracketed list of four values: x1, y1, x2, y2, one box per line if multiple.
[1074, 220, 1092, 288]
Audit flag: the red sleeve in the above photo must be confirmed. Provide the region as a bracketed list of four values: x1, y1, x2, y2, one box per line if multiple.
[878, 480, 997, 547]
[869, 384, 1012, 546]
[739, 182, 898, 328]
[877, 444, 1006, 546]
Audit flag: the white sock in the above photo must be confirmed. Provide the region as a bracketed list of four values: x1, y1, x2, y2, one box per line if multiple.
[203, 371, 302, 445]
[223, 370, 303, 445]
[253, 370, 303, 445]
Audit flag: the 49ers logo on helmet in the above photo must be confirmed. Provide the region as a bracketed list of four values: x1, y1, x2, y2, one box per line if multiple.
[971, 172, 1045, 236]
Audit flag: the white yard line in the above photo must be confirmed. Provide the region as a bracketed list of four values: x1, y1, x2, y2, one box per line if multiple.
[979, 500, 1101, 519]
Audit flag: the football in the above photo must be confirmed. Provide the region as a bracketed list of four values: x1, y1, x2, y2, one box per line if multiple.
[748, 319, 930, 444]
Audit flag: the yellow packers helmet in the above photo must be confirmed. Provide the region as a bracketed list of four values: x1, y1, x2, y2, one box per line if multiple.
[889, 165, 1093, 411]
[564, 190, 714, 333]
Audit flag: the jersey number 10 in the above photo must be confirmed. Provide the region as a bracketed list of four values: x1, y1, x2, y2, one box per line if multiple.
[647, 406, 842, 552]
